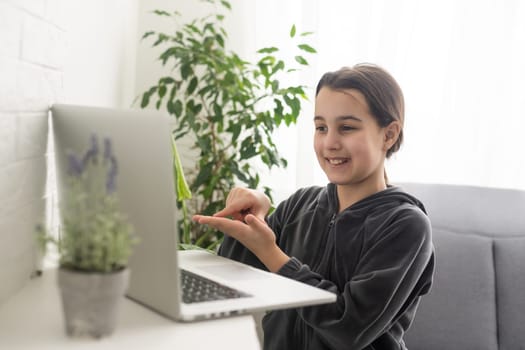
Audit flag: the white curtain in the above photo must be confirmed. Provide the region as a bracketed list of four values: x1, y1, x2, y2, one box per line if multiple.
[249, 0, 525, 203]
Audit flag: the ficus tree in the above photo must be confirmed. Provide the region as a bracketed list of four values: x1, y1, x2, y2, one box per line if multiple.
[139, 0, 316, 250]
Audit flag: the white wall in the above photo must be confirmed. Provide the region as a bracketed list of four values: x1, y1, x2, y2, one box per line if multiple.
[0, 0, 139, 305]
[61, 1, 138, 108]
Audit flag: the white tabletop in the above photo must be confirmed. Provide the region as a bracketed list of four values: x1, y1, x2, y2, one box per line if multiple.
[0, 268, 261, 350]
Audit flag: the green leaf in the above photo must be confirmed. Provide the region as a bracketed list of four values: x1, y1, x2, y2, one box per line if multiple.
[167, 100, 175, 115]
[229, 161, 249, 183]
[158, 85, 167, 98]
[185, 99, 195, 115]
[213, 103, 223, 119]
[152, 10, 171, 17]
[258, 55, 276, 66]
[202, 174, 220, 198]
[230, 123, 242, 144]
[298, 44, 317, 53]
[192, 122, 201, 133]
[159, 47, 177, 65]
[193, 161, 213, 190]
[223, 71, 235, 85]
[240, 137, 257, 159]
[181, 64, 192, 80]
[220, 0, 232, 10]
[198, 85, 214, 98]
[294, 55, 308, 65]
[186, 24, 201, 35]
[187, 77, 198, 95]
[241, 76, 253, 89]
[287, 86, 306, 95]
[215, 34, 225, 47]
[153, 33, 169, 47]
[273, 98, 284, 125]
[140, 86, 157, 108]
[283, 94, 301, 122]
[173, 100, 183, 117]
[271, 80, 279, 93]
[203, 23, 215, 34]
[203, 36, 215, 49]
[257, 47, 279, 54]
[142, 31, 155, 40]
[172, 137, 192, 201]
[159, 77, 175, 85]
[300, 31, 315, 36]
[193, 103, 203, 115]
[290, 24, 296, 38]
[258, 62, 270, 79]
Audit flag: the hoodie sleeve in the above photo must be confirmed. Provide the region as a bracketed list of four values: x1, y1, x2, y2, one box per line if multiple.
[275, 207, 434, 349]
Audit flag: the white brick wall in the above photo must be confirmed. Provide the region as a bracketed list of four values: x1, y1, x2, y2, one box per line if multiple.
[0, 0, 64, 304]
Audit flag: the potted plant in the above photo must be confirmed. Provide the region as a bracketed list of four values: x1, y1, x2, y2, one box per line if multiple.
[139, 0, 316, 250]
[37, 134, 137, 338]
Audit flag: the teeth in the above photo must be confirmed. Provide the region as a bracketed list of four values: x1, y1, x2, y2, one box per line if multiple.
[328, 159, 345, 165]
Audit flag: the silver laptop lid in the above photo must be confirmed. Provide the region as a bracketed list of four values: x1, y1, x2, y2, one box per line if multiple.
[51, 104, 181, 319]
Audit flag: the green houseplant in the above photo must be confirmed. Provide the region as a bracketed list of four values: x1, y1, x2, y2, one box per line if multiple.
[139, 0, 316, 250]
[37, 134, 137, 338]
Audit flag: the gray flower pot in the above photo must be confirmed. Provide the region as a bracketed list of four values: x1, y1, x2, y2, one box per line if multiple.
[57, 268, 129, 338]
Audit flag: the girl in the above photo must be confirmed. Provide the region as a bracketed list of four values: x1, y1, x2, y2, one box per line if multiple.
[193, 64, 435, 350]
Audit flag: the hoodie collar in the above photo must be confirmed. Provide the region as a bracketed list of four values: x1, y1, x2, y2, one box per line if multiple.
[326, 183, 427, 218]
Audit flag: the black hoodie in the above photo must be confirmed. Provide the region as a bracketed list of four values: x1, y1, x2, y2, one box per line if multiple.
[219, 184, 435, 350]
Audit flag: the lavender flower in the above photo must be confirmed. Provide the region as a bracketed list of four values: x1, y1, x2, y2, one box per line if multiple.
[67, 153, 84, 177]
[82, 134, 99, 167]
[103, 138, 112, 162]
[103, 138, 118, 194]
[66, 134, 120, 194]
[45, 133, 136, 273]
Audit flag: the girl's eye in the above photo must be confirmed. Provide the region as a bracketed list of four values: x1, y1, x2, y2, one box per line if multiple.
[340, 125, 357, 132]
[315, 125, 327, 132]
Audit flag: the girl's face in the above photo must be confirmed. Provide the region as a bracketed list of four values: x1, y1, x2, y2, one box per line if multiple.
[314, 87, 389, 192]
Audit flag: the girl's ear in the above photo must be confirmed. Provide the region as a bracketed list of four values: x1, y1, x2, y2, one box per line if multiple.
[383, 121, 401, 151]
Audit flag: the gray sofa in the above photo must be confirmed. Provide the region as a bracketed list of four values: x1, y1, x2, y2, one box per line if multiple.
[398, 183, 525, 350]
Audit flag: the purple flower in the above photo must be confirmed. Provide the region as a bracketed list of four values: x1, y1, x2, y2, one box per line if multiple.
[82, 134, 99, 167]
[67, 153, 84, 177]
[103, 138, 118, 194]
[103, 138, 112, 162]
[67, 134, 119, 194]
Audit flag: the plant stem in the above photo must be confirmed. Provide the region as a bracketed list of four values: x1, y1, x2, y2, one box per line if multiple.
[181, 200, 191, 244]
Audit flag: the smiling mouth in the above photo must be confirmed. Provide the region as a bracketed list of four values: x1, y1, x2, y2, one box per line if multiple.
[327, 158, 349, 165]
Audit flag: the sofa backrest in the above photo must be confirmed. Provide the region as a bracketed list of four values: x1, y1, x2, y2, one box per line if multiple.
[397, 183, 525, 350]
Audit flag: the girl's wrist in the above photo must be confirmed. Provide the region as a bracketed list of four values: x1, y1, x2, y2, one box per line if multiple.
[258, 244, 290, 273]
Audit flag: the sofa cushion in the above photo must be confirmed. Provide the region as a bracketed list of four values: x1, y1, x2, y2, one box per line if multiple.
[405, 227, 498, 350]
[398, 182, 525, 350]
[494, 237, 525, 350]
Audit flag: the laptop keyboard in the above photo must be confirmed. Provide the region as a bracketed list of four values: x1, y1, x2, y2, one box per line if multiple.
[180, 268, 252, 304]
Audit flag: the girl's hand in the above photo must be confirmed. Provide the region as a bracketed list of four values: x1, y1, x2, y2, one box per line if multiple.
[192, 213, 289, 272]
[213, 188, 271, 222]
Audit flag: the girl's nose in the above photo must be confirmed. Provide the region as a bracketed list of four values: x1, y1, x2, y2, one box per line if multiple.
[325, 130, 341, 150]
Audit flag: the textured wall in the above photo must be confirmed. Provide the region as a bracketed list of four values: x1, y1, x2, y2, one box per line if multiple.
[0, 0, 140, 305]
[0, 0, 65, 304]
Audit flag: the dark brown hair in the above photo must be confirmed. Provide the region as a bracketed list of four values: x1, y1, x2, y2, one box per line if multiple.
[315, 63, 405, 158]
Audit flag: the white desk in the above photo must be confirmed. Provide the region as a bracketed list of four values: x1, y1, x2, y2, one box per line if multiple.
[0, 269, 261, 350]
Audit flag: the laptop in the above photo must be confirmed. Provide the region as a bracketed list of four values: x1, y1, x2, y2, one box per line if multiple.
[51, 104, 336, 322]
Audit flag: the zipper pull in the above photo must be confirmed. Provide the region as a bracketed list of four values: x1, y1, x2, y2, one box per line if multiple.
[328, 213, 336, 229]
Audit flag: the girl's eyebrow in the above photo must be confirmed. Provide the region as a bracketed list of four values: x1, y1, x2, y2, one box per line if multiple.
[313, 115, 362, 122]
